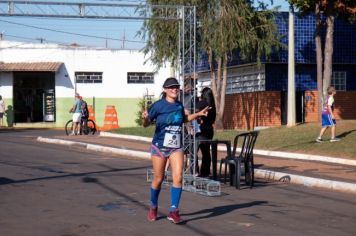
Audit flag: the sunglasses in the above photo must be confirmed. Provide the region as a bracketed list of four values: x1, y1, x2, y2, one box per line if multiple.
[166, 86, 180, 90]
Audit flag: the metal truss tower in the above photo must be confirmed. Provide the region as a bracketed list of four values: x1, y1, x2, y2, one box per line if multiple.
[0, 0, 219, 195]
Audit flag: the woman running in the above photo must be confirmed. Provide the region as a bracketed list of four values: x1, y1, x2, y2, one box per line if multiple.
[142, 77, 210, 224]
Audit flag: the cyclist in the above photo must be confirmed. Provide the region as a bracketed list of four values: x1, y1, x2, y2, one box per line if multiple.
[69, 93, 82, 135]
[80, 98, 89, 134]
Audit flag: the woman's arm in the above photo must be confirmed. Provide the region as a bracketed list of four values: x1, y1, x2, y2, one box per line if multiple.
[186, 106, 210, 122]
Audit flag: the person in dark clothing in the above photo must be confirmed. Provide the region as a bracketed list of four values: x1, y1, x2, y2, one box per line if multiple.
[196, 87, 216, 177]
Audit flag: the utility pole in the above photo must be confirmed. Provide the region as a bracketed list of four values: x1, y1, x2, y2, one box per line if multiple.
[105, 34, 108, 48]
[36, 37, 45, 43]
[122, 29, 126, 49]
[287, 5, 296, 127]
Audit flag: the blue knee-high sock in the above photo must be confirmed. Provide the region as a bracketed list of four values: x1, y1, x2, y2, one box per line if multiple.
[170, 186, 182, 212]
[150, 187, 160, 208]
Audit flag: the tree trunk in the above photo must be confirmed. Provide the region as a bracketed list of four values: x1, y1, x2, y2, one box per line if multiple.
[323, 0, 335, 95]
[214, 56, 224, 130]
[217, 53, 228, 130]
[208, 47, 217, 98]
[315, 1, 323, 121]
[208, 47, 224, 130]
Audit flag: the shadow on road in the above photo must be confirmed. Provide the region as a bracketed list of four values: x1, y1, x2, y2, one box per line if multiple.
[180, 201, 268, 223]
[0, 165, 150, 185]
[338, 129, 356, 138]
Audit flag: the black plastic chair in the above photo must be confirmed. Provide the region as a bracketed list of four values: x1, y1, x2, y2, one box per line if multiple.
[219, 131, 259, 189]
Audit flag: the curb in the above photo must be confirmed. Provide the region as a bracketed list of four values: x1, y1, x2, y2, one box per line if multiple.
[37, 136, 150, 160]
[255, 169, 356, 194]
[99, 132, 356, 167]
[37, 136, 356, 195]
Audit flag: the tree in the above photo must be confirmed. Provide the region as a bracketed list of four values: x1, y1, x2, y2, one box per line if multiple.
[140, 0, 281, 130]
[289, 0, 356, 117]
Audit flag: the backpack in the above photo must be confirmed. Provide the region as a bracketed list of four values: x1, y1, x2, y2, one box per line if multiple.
[81, 100, 89, 119]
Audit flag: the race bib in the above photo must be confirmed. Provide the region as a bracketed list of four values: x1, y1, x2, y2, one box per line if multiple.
[163, 133, 181, 148]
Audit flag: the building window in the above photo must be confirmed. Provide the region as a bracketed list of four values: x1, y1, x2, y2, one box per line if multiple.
[226, 73, 265, 94]
[331, 71, 346, 91]
[127, 72, 154, 84]
[75, 72, 103, 83]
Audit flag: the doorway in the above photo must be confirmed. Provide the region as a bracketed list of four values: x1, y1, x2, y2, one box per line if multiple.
[13, 72, 55, 123]
[281, 91, 305, 125]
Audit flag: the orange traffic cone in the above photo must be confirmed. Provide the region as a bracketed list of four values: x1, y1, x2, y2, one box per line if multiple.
[88, 105, 95, 122]
[101, 105, 119, 131]
[87, 105, 99, 131]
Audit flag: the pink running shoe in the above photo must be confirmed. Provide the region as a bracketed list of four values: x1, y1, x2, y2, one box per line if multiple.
[147, 206, 158, 222]
[167, 209, 182, 224]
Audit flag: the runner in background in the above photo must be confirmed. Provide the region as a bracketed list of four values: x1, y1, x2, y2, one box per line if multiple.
[316, 86, 341, 143]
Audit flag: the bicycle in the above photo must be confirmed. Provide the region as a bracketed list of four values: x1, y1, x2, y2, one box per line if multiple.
[65, 117, 97, 135]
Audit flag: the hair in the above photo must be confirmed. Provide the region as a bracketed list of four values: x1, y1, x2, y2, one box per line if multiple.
[200, 87, 216, 123]
[0, 95, 2, 100]
[201, 87, 215, 106]
[327, 86, 336, 95]
[160, 91, 167, 99]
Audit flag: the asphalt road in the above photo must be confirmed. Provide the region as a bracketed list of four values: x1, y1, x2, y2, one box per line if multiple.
[1, 129, 356, 236]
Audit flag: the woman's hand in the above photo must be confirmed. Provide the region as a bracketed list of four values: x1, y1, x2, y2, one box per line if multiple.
[198, 106, 211, 117]
[142, 110, 149, 119]
[142, 110, 150, 127]
[186, 106, 211, 122]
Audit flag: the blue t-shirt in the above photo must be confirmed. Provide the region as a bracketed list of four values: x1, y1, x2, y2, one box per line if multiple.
[74, 99, 82, 113]
[148, 98, 185, 148]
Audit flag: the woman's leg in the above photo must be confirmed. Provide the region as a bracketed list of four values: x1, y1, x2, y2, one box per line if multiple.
[150, 155, 167, 208]
[151, 155, 167, 188]
[169, 150, 184, 212]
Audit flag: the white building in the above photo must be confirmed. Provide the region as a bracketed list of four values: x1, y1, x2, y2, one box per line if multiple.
[0, 40, 172, 128]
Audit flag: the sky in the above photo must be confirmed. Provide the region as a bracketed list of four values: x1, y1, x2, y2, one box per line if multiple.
[0, 0, 290, 50]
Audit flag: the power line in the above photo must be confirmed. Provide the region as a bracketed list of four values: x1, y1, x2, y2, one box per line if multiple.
[1, 34, 146, 50]
[1, 33, 116, 49]
[0, 19, 146, 44]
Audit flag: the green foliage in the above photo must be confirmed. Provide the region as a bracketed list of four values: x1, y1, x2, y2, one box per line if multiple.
[289, 0, 356, 21]
[288, 0, 316, 13]
[135, 95, 156, 126]
[140, 0, 282, 129]
[135, 97, 146, 126]
[140, 0, 282, 68]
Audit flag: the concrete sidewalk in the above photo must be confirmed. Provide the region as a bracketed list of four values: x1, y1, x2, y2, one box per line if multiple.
[37, 133, 356, 195]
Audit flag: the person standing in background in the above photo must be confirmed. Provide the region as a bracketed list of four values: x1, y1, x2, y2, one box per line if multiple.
[69, 93, 83, 135]
[196, 87, 216, 177]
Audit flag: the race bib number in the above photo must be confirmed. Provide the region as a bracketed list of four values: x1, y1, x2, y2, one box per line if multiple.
[163, 133, 181, 148]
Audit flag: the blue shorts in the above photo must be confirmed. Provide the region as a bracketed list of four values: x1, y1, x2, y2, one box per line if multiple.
[321, 114, 336, 127]
[150, 144, 183, 158]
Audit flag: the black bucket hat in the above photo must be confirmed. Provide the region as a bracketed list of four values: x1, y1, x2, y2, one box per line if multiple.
[163, 77, 180, 88]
